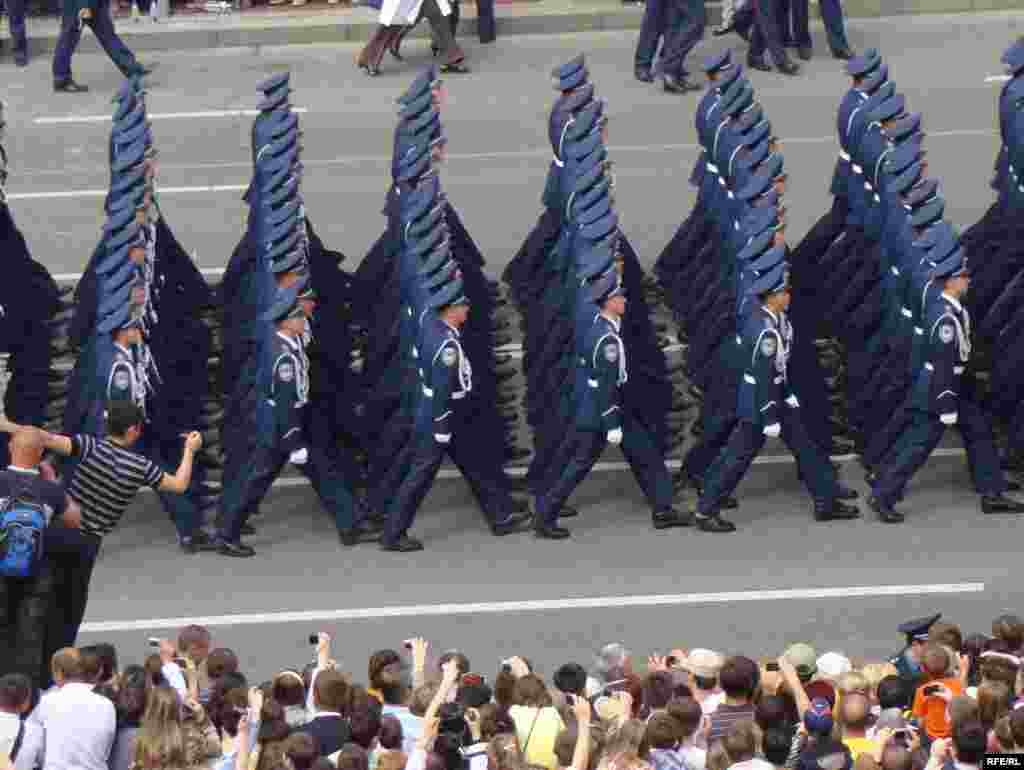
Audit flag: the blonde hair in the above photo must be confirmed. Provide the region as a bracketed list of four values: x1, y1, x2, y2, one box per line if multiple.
[706, 742, 732, 770]
[604, 719, 646, 758]
[134, 686, 188, 769]
[837, 672, 869, 696]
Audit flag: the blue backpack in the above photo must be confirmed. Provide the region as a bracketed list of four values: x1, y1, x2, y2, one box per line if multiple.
[0, 497, 47, 578]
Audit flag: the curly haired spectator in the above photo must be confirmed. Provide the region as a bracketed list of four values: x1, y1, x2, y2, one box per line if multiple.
[130, 685, 218, 769]
[991, 615, 1024, 656]
[666, 697, 706, 770]
[272, 671, 308, 728]
[707, 658, 759, 747]
[285, 732, 319, 770]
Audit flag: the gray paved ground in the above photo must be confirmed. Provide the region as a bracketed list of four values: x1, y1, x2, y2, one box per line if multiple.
[2, 15, 1020, 680]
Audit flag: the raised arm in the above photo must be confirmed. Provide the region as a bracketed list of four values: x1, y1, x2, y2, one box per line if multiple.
[0, 417, 75, 457]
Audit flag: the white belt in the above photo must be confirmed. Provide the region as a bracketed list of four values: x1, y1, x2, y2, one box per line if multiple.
[407, 307, 413, 317]
[954, 366, 964, 375]
[422, 385, 434, 397]
[865, 181, 873, 192]
[901, 307, 912, 318]
[452, 391, 467, 399]
[744, 374, 756, 384]
[891, 266, 900, 277]
[553, 156, 564, 168]
[874, 194, 881, 203]
[925, 362, 934, 371]
[774, 376, 783, 385]
[412, 346, 419, 358]
[852, 163, 863, 174]
[736, 335, 743, 345]
[839, 149, 851, 161]
[727, 191, 735, 199]
[914, 327, 924, 335]
[588, 378, 599, 388]
[707, 162, 719, 173]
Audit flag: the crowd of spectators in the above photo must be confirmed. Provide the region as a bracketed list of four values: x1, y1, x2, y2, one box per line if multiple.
[2, 615, 1024, 770]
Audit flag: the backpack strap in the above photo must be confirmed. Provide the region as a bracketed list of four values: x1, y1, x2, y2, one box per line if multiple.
[11, 720, 25, 761]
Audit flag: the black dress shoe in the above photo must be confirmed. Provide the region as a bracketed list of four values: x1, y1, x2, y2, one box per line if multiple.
[797, 45, 812, 60]
[1006, 480, 1022, 492]
[777, 60, 801, 76]
[440, 61, 470, 74]
[814, 499, 861, 522]
[711, 21, 735, 36]
[380, 535, 424, 552]
[509, 497, 529, 514]
[831, 46, 854, 60]
[869, 496, 905, 523]
[339, 526, 381, 546]
[634, 67, 654, 83]
[14, 53, 28, 67]
[747, 54, 772, 72]
[240, 523, 256, 536]
[217, 541, 256, 558]
[54, 79, 89, 93]
[559, 506, 579, 519]
[180, 532, 220, 554]
[491, 511, 532, 536]
[981, 494, 1024, 514]
[663, 73, 701, 93]
[535, 525, 570, 540]
[696, 514, 737, 533]
[653, 508, 693, 529]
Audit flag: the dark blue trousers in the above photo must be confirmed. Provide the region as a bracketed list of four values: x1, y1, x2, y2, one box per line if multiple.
[873, 401, 1006, 508]
[5, 0, 28, 58]
[779, 0, 849, 52]
[659, 0, 705, 78]
[52, 0, 140, 81]
[218, 445, 356, 543]
[749, 0, 789, 66]
[135, 434, 205, 542]
[698, 406, 839, 515]
[634, 0, 667, 70]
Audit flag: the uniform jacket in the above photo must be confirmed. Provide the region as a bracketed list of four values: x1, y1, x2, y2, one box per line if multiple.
[736, 306, 795, 428]
[266, 331, 310, 453]
[573, 313, 625, 433]
[415, 315, 471, 440]
[910, 292, 969, 418]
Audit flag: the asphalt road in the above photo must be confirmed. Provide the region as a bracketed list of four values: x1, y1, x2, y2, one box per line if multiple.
[1, 12, 1019, 279]
[2, 15, 1021, 682]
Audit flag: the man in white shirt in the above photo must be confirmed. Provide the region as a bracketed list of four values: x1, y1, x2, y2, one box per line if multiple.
[0, 675, 45, 770]
[29, 648, 115, 770]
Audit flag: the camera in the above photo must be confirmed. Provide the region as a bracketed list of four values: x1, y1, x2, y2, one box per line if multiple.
[309, 634, 319, 646]
[147, 637, 162, 649]
[923, 685, 941, 696]
[665, 656, 678, 667]
[765, 663, 780, 672]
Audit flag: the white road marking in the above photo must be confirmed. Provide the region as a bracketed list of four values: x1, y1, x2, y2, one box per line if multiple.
[985, 75, 1011, 83]
[7, 184, 247, 201]
[79, 582, 986, 632]
[33, 108, 309, 125]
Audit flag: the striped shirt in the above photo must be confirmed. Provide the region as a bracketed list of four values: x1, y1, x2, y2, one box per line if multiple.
[68, 434, 163, 537]
[707, 703, 756, 747]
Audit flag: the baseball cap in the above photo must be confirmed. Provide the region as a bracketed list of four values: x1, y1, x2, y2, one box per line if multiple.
[817, 652, 853, 680]
[804, 698, 835, 735]
[682, 649, 725, 679]
[784, 643, 818, 681]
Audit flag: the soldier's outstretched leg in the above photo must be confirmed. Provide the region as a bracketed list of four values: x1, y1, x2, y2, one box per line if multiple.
[620, 413, 692, 528]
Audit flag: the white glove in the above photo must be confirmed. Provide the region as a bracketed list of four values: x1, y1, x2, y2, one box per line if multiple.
[289, 448, 309, 466]
[435, 433, 451, 444]
[940, 413, 957, 426]
[607, 428, 623, 445]
[785, 394, 800, 408]
[763, 423, 781, 438]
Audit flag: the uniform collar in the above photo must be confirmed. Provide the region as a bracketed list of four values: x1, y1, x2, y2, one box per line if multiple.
[114, 342, 134, 357]
[761, 305, 779, 325]
[598, 312, 621, 333]
[7, 465, 39, 475]
[942, 292, 964, 314]
[276, 330, 302, 351]
[442, 319, 461, 338]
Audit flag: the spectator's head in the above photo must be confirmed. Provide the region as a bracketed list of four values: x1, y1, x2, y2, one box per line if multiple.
[493, 669, 517, 709]
[215, 687, 249, 737]
[554, 663, 588, 697]
[594, 644, 633, 684]
[722, 720, 760, 763]
[79, 647, 106, 685]
[439, 701, 473, 747]
[604, 719, 646, 758]
[349, 686, 383, 749]
[0, 674, 33, 715]
[763, 728, 791, 768]
[206, 648, 240, 680]
[256, 698, 291, 749]
[144, 654, 168, 688]
[706, 742, 731, 770]
[719, 656, 759, 702]
[378, 715, 404, 750]
[948, 696, 979, 729]
[134, 686, 187, 767]
[478, 704, 515, 742]
[920, 644, 949, 679]
[976, 681, 1010, 729]
[682, 649, 724, 691]
[992, 614, 1024, 653]
[78, 643, 118, 684]
[783, 644, 817, 684]
[369, 650, 407, 706]
[838, 693, 871, 735]
[836, 672, 869, 697]
[8, 429, 45, 468]
[106, 400, 145, 444]
[962, 634, 989, 686]
[979, 651, 1021, 693]
[951, 720, 986, 765]
[879, 745, 913, 770]
[993, 715, 1014, 752]
[513, 674, 552, 708]
[816, 653, 853, 683]
[410, 682, 441, 717]
[755, 695, 790, 731]
[804, 698, 835, 738]
[116, 665, 150, 725]
[378, 752, 409, 770]
[313, 669, 351, 715]
[642, 671, 676, 714]
[284, 732, 319, 770]
[439, 651, 471, 679]
[859, 663, 898, 704]
[876, 676, 908, 711]
[929, 622, 963, 654]
[52, 647, 81, 685]
[336, 743, 370, 770]
[177, 625, 212, 664]
[665, 697, 702, 743]
[209, 671, 249, 728]
[643, 713, 681, 752]
[457, 679, 493, 709]
[272, 670, 306, 708]
[1010, 708, 1024, 750]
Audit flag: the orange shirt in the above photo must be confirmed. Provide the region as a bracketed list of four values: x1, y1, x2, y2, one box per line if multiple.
[911, 677, 963, 738]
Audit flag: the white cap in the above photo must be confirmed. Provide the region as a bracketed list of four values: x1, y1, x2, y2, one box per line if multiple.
[816, 652, 852, 680]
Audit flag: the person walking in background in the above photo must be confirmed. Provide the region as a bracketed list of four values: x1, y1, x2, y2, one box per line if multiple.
[1, 0, 30, 66]
[51, 0, 153, 93]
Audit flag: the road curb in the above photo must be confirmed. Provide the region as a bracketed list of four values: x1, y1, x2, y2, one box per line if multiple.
[20, 1, 1022, 57]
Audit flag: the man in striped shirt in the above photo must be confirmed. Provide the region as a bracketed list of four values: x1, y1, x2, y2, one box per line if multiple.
[0, 401, 200, 686]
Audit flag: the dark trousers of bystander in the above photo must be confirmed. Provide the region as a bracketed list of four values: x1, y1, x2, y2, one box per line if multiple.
[0, 561, 55, 688]
[658, 0, 704, 79]
[3, 0, 30, 61]
[52, 0, 141, 82]
[38, 526, 101, 689]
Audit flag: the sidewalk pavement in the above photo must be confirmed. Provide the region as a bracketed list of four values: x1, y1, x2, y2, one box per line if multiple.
[3, 0, 1019, 57]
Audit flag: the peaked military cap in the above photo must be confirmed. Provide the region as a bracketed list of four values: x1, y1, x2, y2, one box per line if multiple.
[888, 112, 922, 142]
[566, 100, 606, 141]
[702, 49, 732, 75]
[905, 178, 939, 207]
[897, 614, 941, 642]
[861, 64, 890, 96]
[738, 230, 775, 263]
[718, 61, 745, 90]
[722, 82, 755, 116]
[552, 54, 587, 91]
[579, 211, 618, 242]
[567, 130, 604, 162]
[589, 270, 623, 304]
[847, 48, 881, 78]
[399, 89, 434, 121]
[430, 276, 468, 308]
[719, 75, 747, 108]
[910, 197, 945, 228]
[886, 141, 923, 175]
[258, 71, 291, 94]
[932, 245, 968, 279]
[257, 87, 291, 113]
[912, 220, 953, 250]
[869, 93, 906, 124]
[750, 259, 789, 295]
[397, 65, 440, 106]
[888, 160, 924, 194]
[261, 283, 304, 322]
[1002, 38, 1024, 75]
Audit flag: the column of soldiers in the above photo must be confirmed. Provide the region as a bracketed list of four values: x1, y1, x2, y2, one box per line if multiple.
[63, 75, 218, 549]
